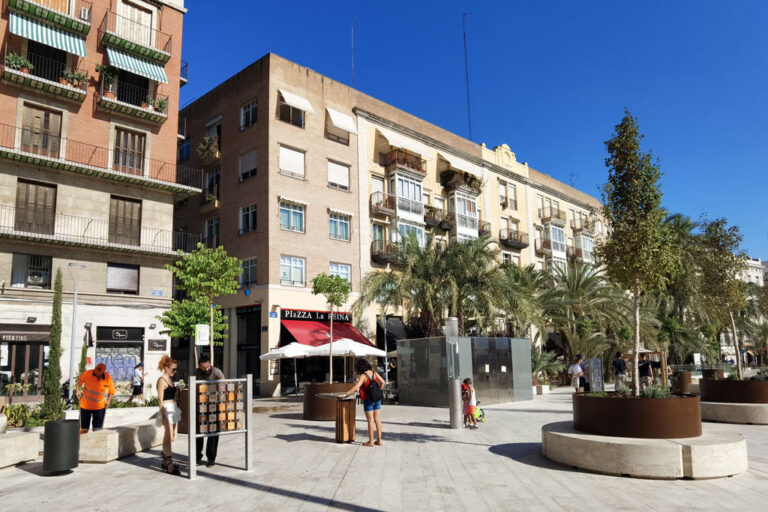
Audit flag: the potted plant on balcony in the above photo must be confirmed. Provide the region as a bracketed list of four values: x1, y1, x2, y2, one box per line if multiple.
[155, 97, 168, 114]
[58, 71, 69, 86]
[196, 136, 219, 165]
[70, 71, 87, 88]
[5, 53, 34, 74]
[142, 96, 154, 109]
[95, 64, 117, 99]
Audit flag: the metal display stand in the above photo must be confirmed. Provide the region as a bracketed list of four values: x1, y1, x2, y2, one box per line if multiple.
[187, 374, 253, 480]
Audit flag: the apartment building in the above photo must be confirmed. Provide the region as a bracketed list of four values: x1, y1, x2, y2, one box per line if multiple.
[0, 0, 198, 404]
[175, 53, 603, 396]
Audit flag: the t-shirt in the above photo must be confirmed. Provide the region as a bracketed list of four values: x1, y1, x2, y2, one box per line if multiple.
[568, 364, 583, 376]
[78, 370, 116, 410]
[638, 360, 652, 378]
[612, 358, 627, 375]
[131, 368, 143, 386]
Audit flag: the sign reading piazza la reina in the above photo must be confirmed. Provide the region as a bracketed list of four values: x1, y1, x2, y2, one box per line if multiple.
[280, 309, 352, 322]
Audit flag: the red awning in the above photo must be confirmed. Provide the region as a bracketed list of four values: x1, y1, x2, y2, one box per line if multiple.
[281, 319, 373, 347]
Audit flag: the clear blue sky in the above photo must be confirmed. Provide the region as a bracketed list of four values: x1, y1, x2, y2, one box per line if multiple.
[180, 0, 768, 258]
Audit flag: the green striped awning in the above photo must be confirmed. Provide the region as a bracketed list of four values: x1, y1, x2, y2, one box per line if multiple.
[106, 47, 168, 84]
[9, 13, 86, 58]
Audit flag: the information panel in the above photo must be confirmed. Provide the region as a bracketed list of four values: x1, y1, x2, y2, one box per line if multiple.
[196, 381, 246, 434]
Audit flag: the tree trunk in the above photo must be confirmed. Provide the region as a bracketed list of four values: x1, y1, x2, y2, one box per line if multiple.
[328, 306, 334, 383]
[209, 300, 215, 369]
[633, 283, 641, 397]
[729, 310, 743, 380]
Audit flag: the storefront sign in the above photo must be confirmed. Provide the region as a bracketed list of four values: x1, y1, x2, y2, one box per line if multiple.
[0, 323, 50, 342]
[96, 327, 144, 342]
[280, 309, 352, 322]
[148, 339, 168, 351]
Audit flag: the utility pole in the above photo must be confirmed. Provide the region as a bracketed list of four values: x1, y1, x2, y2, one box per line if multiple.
[463, 12, 472, 141]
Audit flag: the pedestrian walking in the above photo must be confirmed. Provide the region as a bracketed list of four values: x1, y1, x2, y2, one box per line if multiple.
[128, 362, 146, 404]
[463, 378, 479, 429]
[77, 363, 116, 434]
[612, 352, 628, 389]
[157, 355, 182, 475]
[195, 355, 224, 467]
[568, 355, 585, 392]
[638, 353, 654, 391]
[343, 359, 384, 446]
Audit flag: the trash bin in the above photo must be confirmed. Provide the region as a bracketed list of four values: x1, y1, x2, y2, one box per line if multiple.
[335, 396, 356, 443]
[43, 419, 79, 474]
[671, 371, 692, 394]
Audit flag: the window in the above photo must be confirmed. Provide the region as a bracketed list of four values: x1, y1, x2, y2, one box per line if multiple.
[15, 179, 56, 235]
[240, 258, 257, 286]
[107, 263, 139, 294]
[113, 128, 145, 175]
[116, 69, 148, 107]
[239, 149, 257, 181]
[329, 262, 351, 283]
[329, 213, 350, 241]
[279, 145, 305, 178]
[537, 195, 544, 217]
[205, 167, 220, 199]
[205, 217, 219, 248]
[279, 96, 305, 127]
[206, 121, 222, 148]
[240, 204, 257, 234]
[569, 209, 576, 228]
[502, 252, 511, 264]
[177, 139, 190, 162]
[499, 180, 507, 205]
[392, 175, 423, 214]
[241, 99, 257, 130]
[119, 0, 153, 45]
[397, 221, 425, 247]
[512, 254, 520, 267]
[453, 193, 478, 230]
[26, 40, 66, 83]
[109, 196, 141, 246]
[11, 253, 52, 289]
[434, 195, 445, 211]
[327, 161, 350, 190]
[508, 184, 517, 210]
[326, 117, 349, 144]
[280, 256, 305, 286]
[22, 104, 61, 158]
[279, 202, 304, 232]
[423, 191, 431, 205]
[550, 225, 566, 253]
[372, 223, 385, 242]
[581, 236, 594, 262]
[551, 257, 567, 274]
[456, 233, 478, 243]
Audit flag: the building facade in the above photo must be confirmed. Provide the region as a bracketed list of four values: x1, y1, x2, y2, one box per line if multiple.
[0, 0, 198, 404]
[175, 53, 604, 396]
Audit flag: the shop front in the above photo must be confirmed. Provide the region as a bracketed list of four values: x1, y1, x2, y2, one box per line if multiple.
[0, 323, 50, 404]
[95, 326, 144, 397]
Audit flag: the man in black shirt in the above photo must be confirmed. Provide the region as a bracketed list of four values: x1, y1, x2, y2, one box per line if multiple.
[611, 352, 627, 389]
[638, 353, 654, 391]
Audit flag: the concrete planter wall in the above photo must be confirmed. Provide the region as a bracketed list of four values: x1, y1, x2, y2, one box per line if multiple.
[573, 393, 702, 439]
[700, 379, 768, 404]
[303, 383, 351, 421]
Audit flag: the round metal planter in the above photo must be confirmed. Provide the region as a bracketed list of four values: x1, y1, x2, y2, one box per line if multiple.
[700, 379, 768, 404]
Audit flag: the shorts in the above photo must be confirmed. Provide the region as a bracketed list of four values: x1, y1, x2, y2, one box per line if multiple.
[363, 399, 381, 412]
[81, 408, 106, 431]
[131, 385, 143, 396]
[162, 401, 182, 424]
[571, 376, 581, 389]
[464, 405, 476, 415]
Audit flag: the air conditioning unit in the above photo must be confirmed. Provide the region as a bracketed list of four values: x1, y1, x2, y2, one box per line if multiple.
[80, 7, 91, 22]
[27, 272, 45, 286]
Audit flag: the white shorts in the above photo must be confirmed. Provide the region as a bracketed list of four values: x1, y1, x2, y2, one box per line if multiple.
[162, 402, 182, 425]
[571, 376, 580, 389]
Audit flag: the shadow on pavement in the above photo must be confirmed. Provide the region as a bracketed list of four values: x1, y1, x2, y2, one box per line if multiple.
[269, 413, 305, 420]
[15, 461, 74, 477]
[275, 432, 335, 443]
[487, 408, 571, 414]
[284, 422, 492, 446]
[489, 442, 573, 472]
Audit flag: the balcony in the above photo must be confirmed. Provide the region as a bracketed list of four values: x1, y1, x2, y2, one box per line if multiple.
[2, 44, 87, 103]
[424, 205, 453, 231]
[180, 60, 188, 86]
[383, 149, 426, 177]
[0, 122, 202, 198]
[396, 196, 424, 216]
[535, 237, 552, 255]
[440, 169, 482, 196]
[202, 235, 220, 249]
[200, 185, 220, 214]
[499, 229, 529, 250]
[572, 218, 593, 234]
[95, 79, 168, 125]
[370, 192, 396, 217]
[371, 239, 401, 265]
[197, 136, 220, 166]
[5, 0, 92, 35]
[478, 220, 491, 235]
[178, 116, 187, 141]
[98, 10, 172, 64]
[540, 207, 567, 226]
[0, 203, 201, 255]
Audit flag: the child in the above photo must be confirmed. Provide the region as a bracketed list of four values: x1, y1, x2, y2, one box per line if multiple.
[463, 378, 478, 429]
[461, 381, 470, 427]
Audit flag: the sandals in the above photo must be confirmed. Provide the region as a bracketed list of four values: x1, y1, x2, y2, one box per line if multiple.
[162, 455, 181, 476]
[362, 442, 374, 447]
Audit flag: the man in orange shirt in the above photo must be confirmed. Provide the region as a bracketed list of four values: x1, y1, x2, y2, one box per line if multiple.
[77, 363, 116, 434]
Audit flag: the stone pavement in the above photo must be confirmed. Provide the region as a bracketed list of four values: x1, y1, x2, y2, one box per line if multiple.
[1, 388, 767, 512]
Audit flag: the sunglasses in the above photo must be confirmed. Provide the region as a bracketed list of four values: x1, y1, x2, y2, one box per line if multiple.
[170, 367, 178, 372]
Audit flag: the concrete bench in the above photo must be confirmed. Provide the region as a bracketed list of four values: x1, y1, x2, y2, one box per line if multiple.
[701, 401, 768, 425]
[0, 432, 39, 468]
[542, 421, 747, 479]
[79, 421, 164, 463]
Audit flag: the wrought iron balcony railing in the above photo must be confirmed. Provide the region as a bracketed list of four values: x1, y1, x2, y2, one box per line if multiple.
[370, 192, 396, 216]
[98, 9, 172, 63]
[2, 43, 88, 102]
[5, 0, 92, 35]
[535, 237, 552, 253]
[383, 149, 426, 175]
[499, 229, 529, 249]
[180, 60, 188, 84]
[371, 239, 401, 265]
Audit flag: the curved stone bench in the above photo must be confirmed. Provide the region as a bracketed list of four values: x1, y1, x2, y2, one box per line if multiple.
[701, 402, 768, 425]
[541, 421, 747, 479]
[79, 420, 164, 463]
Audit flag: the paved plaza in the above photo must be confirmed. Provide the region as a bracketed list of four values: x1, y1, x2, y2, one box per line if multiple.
[1, 388, 767, 511]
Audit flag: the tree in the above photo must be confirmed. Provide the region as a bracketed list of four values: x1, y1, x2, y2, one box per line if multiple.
[166, 243, 242, 368]
[697, 217, 748, 379]
[156, 297, 229, 366]
[595, 110, 676, 395]
[41, 269, 63, 421]
[311, 273, 351, 383]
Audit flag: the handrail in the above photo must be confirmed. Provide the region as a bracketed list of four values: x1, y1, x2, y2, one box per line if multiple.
[99, 9, 172, 55]
[370, 191, 396, 211]
[384, 149, 426, 174]
[3, 43, 88, 92]
[500, 229, 528, 245]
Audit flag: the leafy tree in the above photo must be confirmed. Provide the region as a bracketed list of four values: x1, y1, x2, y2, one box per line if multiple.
[531, 346, 565, 382]
[311, 273, 351, 383]
[41, 269, 63, 421]
[697, 217, 748, 378]
[156, 297, 229, 366]
[596, 110, 676, 394]
[166, 243, 242, 368]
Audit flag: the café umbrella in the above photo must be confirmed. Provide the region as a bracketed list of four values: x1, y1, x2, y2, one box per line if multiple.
[259, 342, 314, 393]
[306, 339, 387, 381]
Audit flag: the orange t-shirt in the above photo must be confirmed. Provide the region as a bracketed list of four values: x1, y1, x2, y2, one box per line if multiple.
[78, 370, 116, 410]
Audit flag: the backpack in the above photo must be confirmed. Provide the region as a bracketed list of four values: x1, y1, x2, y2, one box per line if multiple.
[367, 373, 384, 402]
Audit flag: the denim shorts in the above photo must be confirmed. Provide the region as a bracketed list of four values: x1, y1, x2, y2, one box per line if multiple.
[363, 399, 382, 412]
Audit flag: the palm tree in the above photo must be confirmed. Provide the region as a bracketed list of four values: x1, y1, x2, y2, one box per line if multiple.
[531, 346, 565, 383]
[497, 264, 550, 340]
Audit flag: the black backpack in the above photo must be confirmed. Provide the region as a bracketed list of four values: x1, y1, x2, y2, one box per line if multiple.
[367, 373, 384, 402]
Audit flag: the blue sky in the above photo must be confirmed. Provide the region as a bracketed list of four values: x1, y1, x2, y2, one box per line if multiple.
[180, 0, 768, 258]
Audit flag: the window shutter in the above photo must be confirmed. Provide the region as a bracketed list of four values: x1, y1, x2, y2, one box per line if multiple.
[327, 161, 349, 188]
[279, 146, 304, 177]
[107, 264, 139, 293]
[240, 149, 257, 175]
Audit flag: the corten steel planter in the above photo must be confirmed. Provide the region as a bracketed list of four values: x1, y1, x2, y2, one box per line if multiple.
[573, 393, 702, 439]
[702, 369, 725, 381]
[699, 379, 768, 404]
[303, 383, 352, 421]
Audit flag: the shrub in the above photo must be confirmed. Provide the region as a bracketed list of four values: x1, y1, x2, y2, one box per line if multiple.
[587, 391, 607, 397]
[615, 386, 631, 397]
[641, 386, 670, 398]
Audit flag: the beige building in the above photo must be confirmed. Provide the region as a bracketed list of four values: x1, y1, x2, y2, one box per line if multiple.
[0, 0, 197, 404]
[175, 53, 603, 396]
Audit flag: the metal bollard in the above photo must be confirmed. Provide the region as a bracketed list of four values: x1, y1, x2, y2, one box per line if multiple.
[448, 378, 463, 429]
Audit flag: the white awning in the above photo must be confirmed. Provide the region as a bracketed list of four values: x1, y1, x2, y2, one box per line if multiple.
[377, 127, 432, 159]
[278, 89, 315, 115]
[439, 152, 483, 178]
[278, 195, 308, 206]
[328, 207, 354, 217]
[326, 107, 357, 134]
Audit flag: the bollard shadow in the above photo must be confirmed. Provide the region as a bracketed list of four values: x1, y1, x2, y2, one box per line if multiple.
[15, 461, 74, 477]
[488, 442, 574, 472]
[274, 432, 334, 443]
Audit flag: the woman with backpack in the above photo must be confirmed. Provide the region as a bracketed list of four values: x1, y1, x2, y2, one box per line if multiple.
[343, 359, 384, 446]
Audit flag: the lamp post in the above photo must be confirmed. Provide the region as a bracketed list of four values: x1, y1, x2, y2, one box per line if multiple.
[67, 263, 86, 408]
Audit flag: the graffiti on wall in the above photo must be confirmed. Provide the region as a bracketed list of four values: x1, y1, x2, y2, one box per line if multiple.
[95, 343, 142, 383]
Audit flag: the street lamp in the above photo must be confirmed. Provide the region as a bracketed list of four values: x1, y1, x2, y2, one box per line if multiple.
[67, 263, 86, 408]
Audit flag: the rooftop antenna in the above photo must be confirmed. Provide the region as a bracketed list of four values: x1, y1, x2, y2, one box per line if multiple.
[351, 18, 361, 86]
[463, 12, 473, 141]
